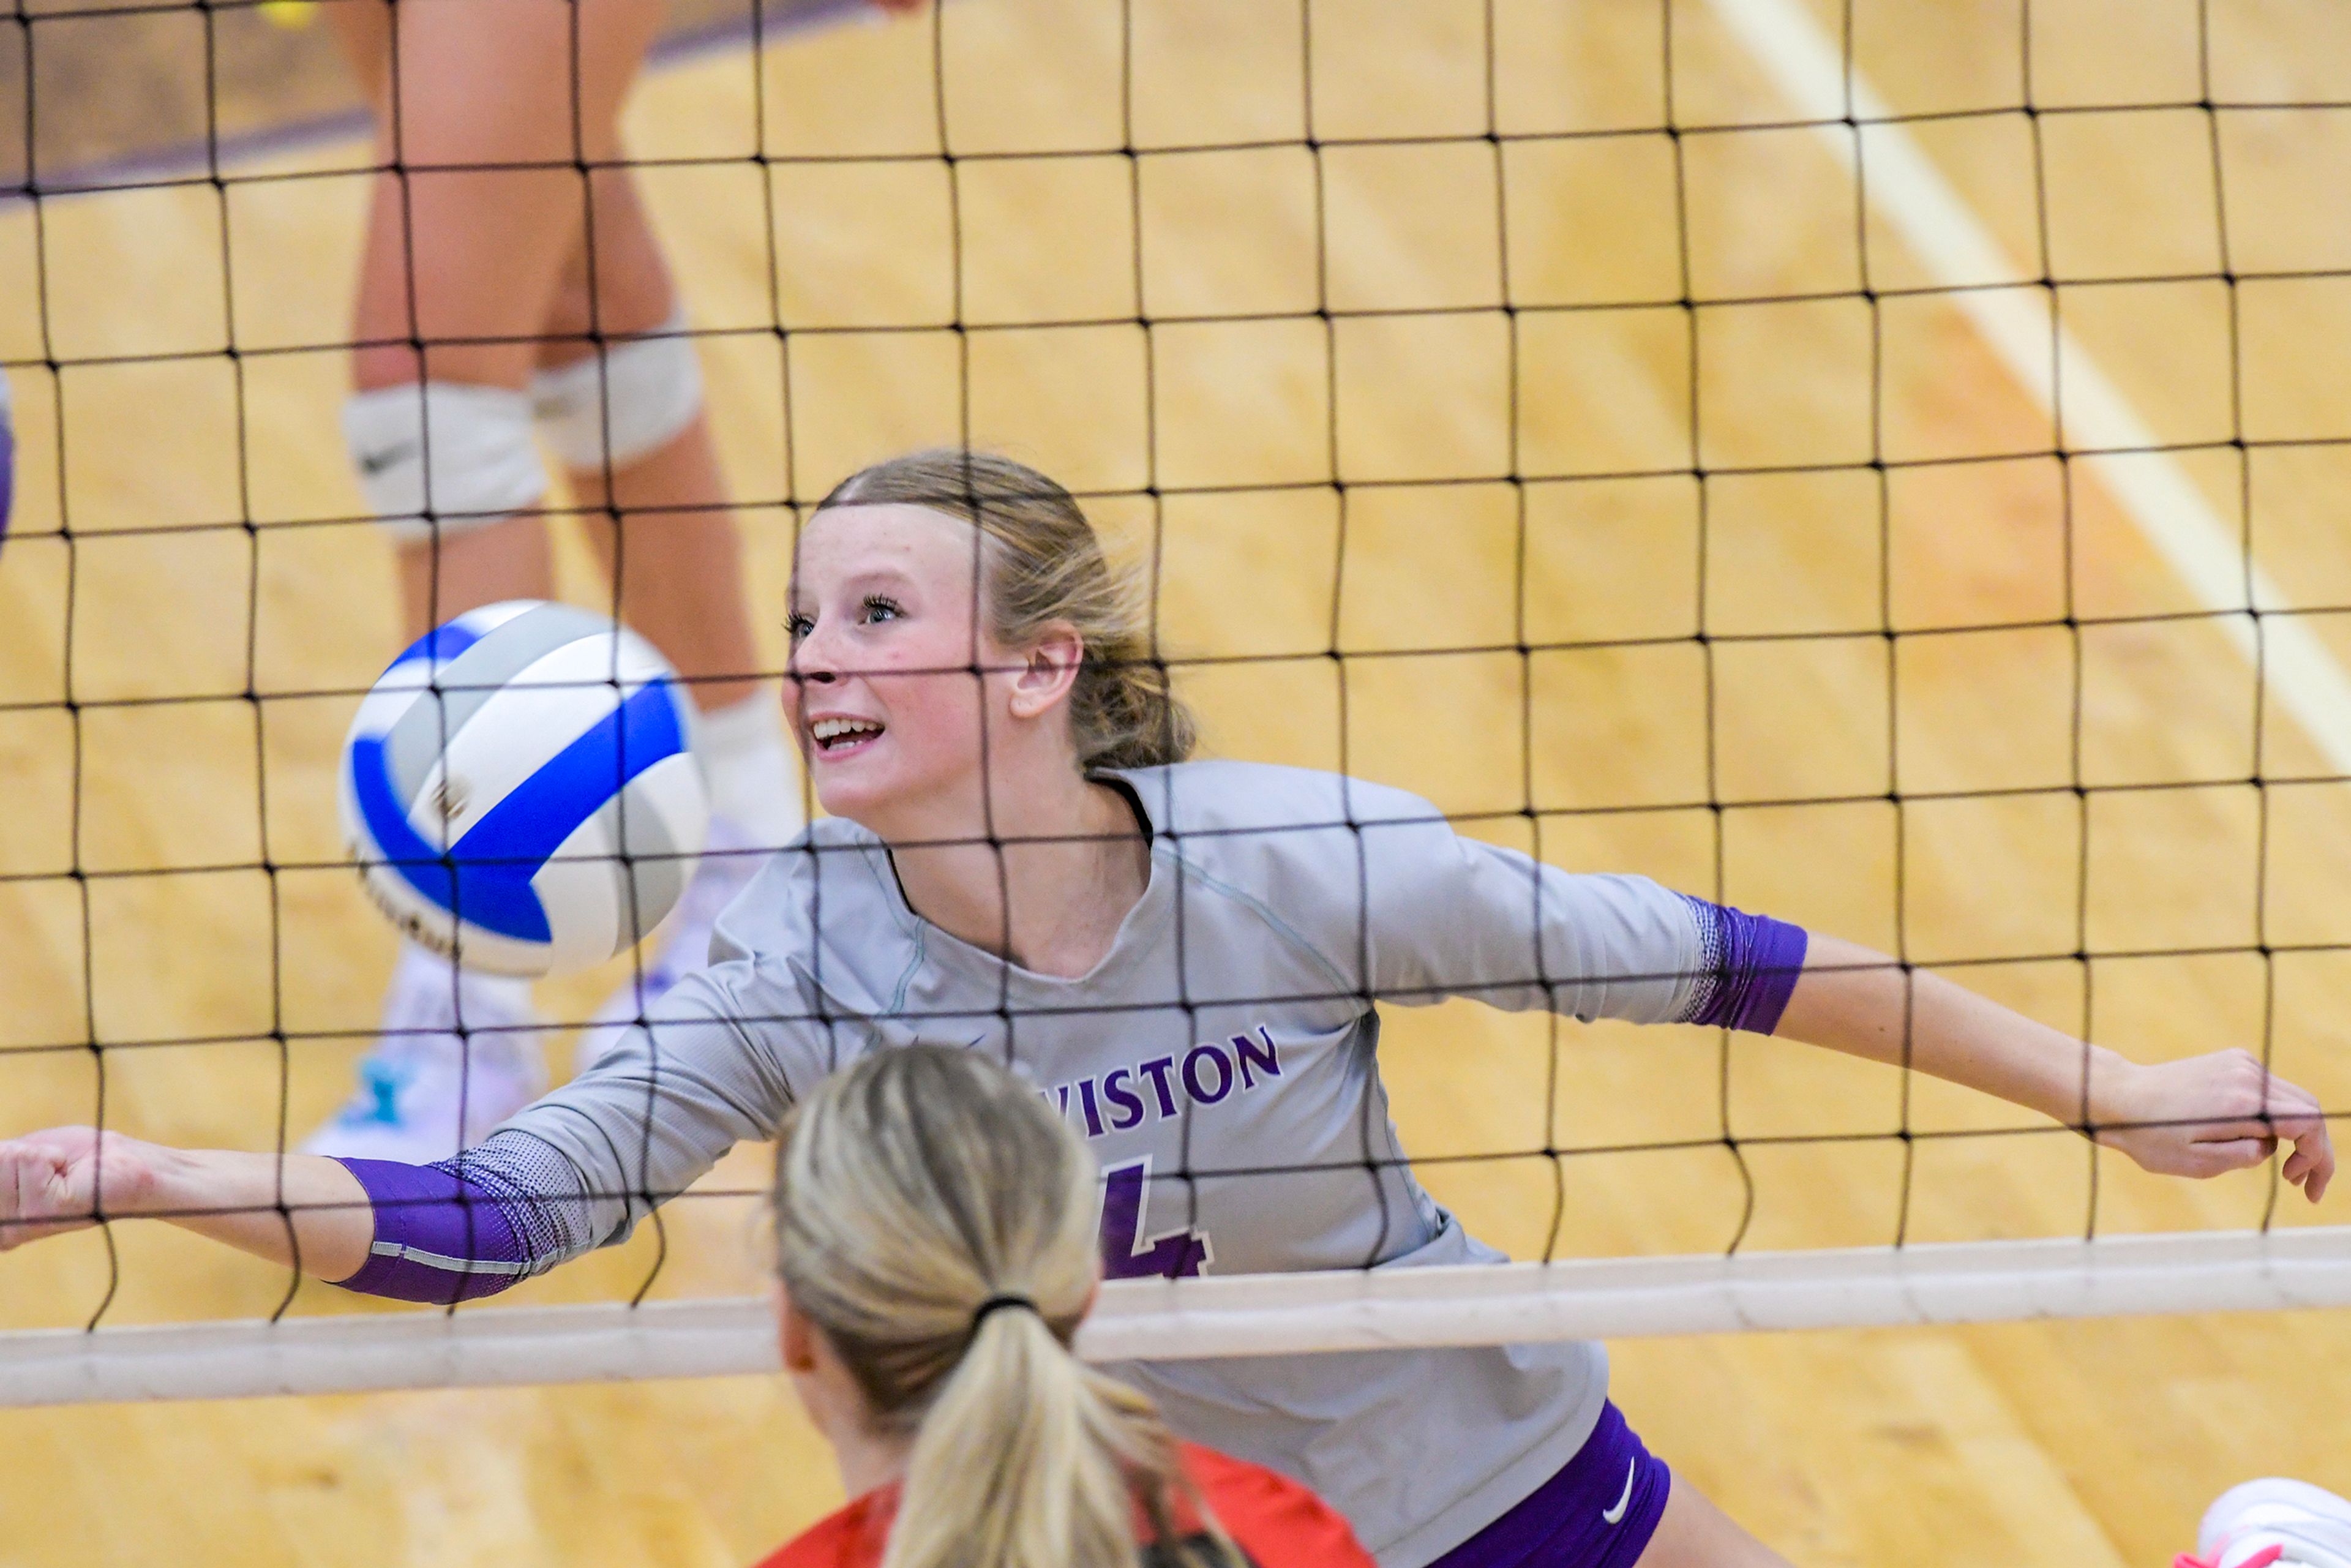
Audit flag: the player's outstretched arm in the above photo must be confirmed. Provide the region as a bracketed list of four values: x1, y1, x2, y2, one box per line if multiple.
[1775, 934, 2334, 1202]
[0, 1128, 372, 1279]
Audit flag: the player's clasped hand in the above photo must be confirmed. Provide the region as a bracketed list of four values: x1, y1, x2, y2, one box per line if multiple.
[0, 1128, 165, 1250]
[2095, 1049, 2334, 1201]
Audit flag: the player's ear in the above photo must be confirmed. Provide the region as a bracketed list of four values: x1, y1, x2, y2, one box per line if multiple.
[777, 1283, 821, 1374]
[1006, 623, 1084, 721]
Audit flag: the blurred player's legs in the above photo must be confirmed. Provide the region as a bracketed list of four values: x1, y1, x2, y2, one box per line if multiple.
[306, 0, 796, 1160]
[2186, 1479, 2351, 1568]
[533, 173, 793, 1072]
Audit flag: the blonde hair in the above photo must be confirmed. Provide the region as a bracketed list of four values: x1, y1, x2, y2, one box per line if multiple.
[771, 1046, 1234, 1568]
[816, 451, 1198, 771]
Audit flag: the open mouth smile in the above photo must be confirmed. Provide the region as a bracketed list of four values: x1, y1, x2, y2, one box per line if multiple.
[808, 715, 885, 758]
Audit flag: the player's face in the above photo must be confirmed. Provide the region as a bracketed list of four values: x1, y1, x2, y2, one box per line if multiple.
[785, 503, 1012, 827]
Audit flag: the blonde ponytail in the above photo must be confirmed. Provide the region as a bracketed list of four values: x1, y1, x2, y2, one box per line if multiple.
[772, 1047, 1232, 1568]
[816, 451, 1198, 772]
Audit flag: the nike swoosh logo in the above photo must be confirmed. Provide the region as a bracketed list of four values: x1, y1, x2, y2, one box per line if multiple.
[1601, 1457, 1637, 1525]
[358, 441, 416, 476]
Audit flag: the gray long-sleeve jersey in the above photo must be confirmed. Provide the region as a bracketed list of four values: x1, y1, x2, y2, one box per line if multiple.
[389, 760, 1799, 1566]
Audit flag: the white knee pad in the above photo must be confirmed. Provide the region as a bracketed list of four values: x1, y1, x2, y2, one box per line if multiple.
[531, 308, 705, 473]
[343, 382, 547, 542]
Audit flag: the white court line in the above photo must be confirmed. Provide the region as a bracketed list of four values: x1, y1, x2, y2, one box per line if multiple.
[1708, 0, 2351, 775]
[6, 1227, 2349, 1405]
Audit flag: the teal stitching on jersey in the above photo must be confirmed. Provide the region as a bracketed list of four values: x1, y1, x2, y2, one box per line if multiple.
[1158, 844, 1356, 997]
[849, 834, 930, 1013]
[858, 841, 923, 939]
[887, 920, 928, 1015]
[861, 833, 1355, 1011]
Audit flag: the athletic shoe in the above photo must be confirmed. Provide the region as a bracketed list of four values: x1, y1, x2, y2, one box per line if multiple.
[301, 943, 549, 1163]
[2180, 1479, 2351, 1568]
[571, 816, 766, 1075]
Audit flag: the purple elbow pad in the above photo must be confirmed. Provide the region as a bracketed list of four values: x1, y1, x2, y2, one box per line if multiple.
[332, 1158, 531, 1303]
[1684, 901, 1809, 1035]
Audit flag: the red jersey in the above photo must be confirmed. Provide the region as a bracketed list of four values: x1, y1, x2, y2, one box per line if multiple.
[755, 1442, 1375, 1568]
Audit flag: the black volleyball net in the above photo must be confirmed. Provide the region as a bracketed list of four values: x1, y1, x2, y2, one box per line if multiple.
[3, 0, 2351, 1400]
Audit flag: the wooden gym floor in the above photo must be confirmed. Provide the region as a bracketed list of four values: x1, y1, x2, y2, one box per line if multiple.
[2, 0, 2350, 1562]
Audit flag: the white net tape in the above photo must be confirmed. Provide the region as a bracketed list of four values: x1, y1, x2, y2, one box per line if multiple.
[10, 1226, 2348, 1408]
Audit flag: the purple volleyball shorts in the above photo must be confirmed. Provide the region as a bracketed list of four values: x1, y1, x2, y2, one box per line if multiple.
[1425, 1403, 1671, 1568]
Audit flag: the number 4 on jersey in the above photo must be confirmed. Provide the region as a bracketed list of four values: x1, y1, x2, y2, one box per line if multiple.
[1098, 1157, 1212, 1280]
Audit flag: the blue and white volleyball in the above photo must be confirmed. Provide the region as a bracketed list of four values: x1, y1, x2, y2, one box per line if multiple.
[339, 601, 709, 977]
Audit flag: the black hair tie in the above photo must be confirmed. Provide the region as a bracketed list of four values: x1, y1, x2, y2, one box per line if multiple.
[967, 1294, 1038, 1336]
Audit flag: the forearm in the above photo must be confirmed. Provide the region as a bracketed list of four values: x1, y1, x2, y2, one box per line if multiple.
[1774, 934, 2127, 1127]
[157, 1144, 564, 1301]
[146, 1147, 373, 1281]
[1763, 935, 2335, 1199]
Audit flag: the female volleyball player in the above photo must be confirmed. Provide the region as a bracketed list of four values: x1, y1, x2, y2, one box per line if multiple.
[302, 0, 918, 1160]
[0, 451, 2333, 1568]
[762, 1043, 1374, 1568]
